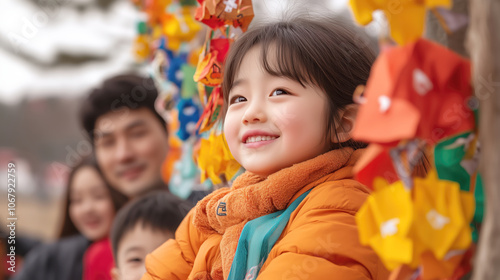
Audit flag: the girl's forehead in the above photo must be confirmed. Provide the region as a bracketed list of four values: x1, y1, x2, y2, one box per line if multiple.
[235, 43, 291, 77]
[240, 42, 315, 88]
[234, 46, 265, 77]
[71, 166, 106, 192]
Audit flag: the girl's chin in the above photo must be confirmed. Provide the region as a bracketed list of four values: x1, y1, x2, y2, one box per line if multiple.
[245, 166, 277, 177]
[84, 230, 107, 241]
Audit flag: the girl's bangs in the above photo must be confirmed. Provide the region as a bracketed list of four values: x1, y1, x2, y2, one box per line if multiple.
[259, 34, 317, 88]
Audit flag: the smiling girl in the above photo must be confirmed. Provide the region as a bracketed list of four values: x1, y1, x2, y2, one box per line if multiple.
[142, 15, 389, 280]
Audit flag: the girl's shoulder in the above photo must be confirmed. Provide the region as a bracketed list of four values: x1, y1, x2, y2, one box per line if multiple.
[300, 179, 371, 214]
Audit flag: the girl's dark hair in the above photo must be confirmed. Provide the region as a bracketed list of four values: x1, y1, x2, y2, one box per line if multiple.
[110, 191, 193, 261]
[59, 156, 128, 239]
[221, 15, 376, 150]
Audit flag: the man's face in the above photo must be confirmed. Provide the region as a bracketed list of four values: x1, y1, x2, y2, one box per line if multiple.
[94, 107, 169, 198]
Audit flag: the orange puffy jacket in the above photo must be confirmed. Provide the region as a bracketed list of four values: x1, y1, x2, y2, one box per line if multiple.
[142, 149, 389, 280]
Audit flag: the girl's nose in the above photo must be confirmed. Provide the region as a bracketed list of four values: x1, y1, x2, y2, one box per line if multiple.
[242, 101, 267, 124]
[81, 198, 95, 213]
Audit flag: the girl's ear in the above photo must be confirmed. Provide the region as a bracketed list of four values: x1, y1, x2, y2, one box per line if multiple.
[331, 104, 359, 143]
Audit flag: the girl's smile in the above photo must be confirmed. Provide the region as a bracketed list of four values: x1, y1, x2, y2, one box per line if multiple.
[242, 130, 280, 148]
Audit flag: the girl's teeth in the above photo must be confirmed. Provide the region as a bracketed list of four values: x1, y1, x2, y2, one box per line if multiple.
[246, 136, 277, 143]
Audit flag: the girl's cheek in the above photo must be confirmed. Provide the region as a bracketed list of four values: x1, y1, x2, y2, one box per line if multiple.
[69, 204, 84, 229]
[224, 120, 240, 157]
[97, 198, 114, 219]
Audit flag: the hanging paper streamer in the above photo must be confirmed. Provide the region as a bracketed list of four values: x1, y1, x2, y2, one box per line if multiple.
[194, 37, 231, 86]
[348, 1, 481, 276]
[192, 0, 254, 184]
[169, 140, 200, 199]
[356, 172, 475, 275]
[197, 132, 241, 184]
[434, 132, 479, 191]
[356, 180, 414, 270]
[195, 0, 254, 31]
[161, 7, 202, 51]
[176, 98, 201, 141]
[412, 171, 475, 260]
[434, 131, 484, 242]
[196, 86, 223, 133]
[352, 38, 473, 146]
[132, 0, 254, 192]
[151, 49, 180, 111]
[349, 0, 451, 45]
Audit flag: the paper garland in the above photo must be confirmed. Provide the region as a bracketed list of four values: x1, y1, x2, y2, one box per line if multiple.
[349, 1, 481, 278]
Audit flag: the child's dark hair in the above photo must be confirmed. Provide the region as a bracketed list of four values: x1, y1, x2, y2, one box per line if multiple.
[110, 191, 193, 262]
[59, 156, 128, 238]
[80, 73, 167, 143]
[221, 15, 376, 150]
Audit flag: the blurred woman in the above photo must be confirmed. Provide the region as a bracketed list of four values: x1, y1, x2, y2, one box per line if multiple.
[13, 156, 127, 280]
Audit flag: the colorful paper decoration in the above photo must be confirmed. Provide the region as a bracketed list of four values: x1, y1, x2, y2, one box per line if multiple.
[354, 144, 399, 190]
[151, 49, 179, 111]
[352, 38, 474, 146]
[134, 21, 150, 62]
[161, 7, 202, 51]
[176, 98, 201, 141]
[434, 132, 479, 191]
[356, 180, 414, 270]
[349, 0, 451, 45]
[434, 132, 484, 243]
[195, 0, 254, 31]
[144, 0, 173, 25]
[132, 0, 254, 194]
[167, 52, 189, 89]
[169, 141, 199, 199]
[357, 172, 475, 276]
[194, 37, 231, 87]
[197, 132, 241, 184]
[412, 171, 474, 260]
[196, 86, 223, 133]
[348, 1, 480, 278]
[181, 64, 198, 98]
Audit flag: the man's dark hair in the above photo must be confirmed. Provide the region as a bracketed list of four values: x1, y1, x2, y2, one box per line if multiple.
[110, 191, 193, 262]
[80, 74, 167, 143]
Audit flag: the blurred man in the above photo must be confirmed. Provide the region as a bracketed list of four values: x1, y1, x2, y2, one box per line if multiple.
[80, 74, 169, 198]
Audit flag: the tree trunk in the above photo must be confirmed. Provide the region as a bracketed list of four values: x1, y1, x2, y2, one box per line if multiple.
[468, 0, 500, 279]
[425, 0, 469, 57]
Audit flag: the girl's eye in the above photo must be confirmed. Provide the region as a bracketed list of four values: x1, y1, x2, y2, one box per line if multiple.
[93, 193, 108, 200]
[127, 257, 142, 263]
[230, 95, 247, 105]
[270, 89, 289, 96]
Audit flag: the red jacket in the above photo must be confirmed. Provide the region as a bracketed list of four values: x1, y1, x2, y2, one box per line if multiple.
[83, 238, 114, 280]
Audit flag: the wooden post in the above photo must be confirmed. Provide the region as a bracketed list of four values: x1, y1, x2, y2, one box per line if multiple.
[468, 0, 500, 279]
[425, 0, 469, 57]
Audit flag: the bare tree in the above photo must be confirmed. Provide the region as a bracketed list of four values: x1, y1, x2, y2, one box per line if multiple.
[426, 0, 500, 278]
[425, 0, 468, 57]
[468, 0, 500, 278]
